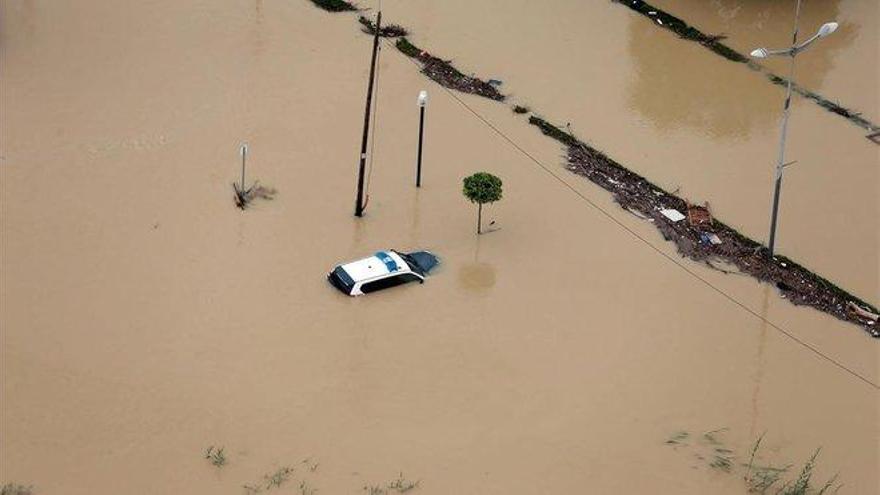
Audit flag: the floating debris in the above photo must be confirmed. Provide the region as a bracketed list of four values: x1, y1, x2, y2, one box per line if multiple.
[234, 182, 277, 209]
[660, 208, 686, 222]
[529, 115, 879, 336]
[686, 202, 712, 227]
[394, 37, 506, 101]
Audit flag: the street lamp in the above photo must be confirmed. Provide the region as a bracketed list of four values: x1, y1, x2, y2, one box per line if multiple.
[416, 90, 428, 187]
[751, 0, 838, 258]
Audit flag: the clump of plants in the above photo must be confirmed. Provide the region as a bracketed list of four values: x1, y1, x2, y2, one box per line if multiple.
[664, 429, 842, 494]
[301, 458, 320, 472]
[363, 473, 421, 495]
[387, 473, 420, 493]
[298, 480, 317, 495]
[513, 105, 530, 114]
[309, 0, 357, 12]
[205, 446, 227, 467]
[264, 466, 294, 489]
[1, 484, 33, 495]
[358, 16, 408, 37]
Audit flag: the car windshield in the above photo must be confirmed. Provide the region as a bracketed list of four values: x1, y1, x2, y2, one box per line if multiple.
[397, 252, 425, 276]
[329, 266, 355, 293]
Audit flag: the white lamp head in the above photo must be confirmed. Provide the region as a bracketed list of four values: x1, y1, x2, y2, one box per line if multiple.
[750, 47, 769, 59]
[817, 22, 838, 38]
[418, 90, 428, 107]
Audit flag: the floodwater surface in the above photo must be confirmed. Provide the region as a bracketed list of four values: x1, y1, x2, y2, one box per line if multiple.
[1, 1, 877, 494]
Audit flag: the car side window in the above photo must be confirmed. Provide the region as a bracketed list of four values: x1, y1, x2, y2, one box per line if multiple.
[360, 274, 420, 293]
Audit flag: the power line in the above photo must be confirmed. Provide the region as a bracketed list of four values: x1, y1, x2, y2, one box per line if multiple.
[384, 38, 879, 390]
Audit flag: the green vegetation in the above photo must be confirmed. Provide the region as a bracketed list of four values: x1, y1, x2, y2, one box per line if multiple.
[358, 16, 408, 37]
[264, 466, 294, 489]
[0, 484, 33, 495]
[395, 38, 421, 58]
[309, 0, 357, 12]
[363, 473, 420, 495]
[298, 480, 317, 495]
[205, 445, 227, 467]
[665, 429, 842, 494]
[387, 473, 420, 493]
[463, 172, 503, 234]
[528, 116, 580, 147]
[513, 105, 530, 114]
[665, 431, 689, 445]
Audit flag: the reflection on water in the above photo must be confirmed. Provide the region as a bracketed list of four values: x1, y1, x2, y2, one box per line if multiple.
[627, 0, 854, 138]
[457, 262, 496, 291]
[749, 286, 771, 439]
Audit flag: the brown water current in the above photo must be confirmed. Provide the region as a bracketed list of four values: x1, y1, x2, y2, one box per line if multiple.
[1, 1, 878, 494]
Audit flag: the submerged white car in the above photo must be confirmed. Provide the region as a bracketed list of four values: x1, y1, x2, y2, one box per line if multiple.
[328, 250, 440, 296]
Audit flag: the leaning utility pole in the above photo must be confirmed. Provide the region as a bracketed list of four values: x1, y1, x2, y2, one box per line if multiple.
[355, 11, 382, 217]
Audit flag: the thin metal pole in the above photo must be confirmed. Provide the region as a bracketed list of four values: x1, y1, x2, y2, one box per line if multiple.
[416, 106, 425, 187]
[240, 144, 247, 190]
[355, 11, 381, 217]
[767, 0, 801, 258]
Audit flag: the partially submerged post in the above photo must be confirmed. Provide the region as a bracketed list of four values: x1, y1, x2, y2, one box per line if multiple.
[233, 143, 276, 209]
[240, 143, 248, 191]
[355, 11, 382, 217]
[416, 90, 428, 187]
[749, 0, 839, 258]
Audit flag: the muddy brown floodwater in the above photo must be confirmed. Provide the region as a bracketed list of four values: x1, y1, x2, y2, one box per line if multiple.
[1, 1, 877, 494]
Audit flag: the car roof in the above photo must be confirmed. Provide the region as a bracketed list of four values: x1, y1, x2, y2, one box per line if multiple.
[339, 250, 411, 283]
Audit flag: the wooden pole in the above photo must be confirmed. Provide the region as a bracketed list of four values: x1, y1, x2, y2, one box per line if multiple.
[355, 11, 381, 217]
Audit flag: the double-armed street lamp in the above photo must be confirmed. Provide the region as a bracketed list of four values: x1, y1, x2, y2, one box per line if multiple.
[750, 0, 838, 258]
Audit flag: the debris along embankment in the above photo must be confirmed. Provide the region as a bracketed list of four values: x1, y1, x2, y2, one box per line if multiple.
[358, 16, 505, 101]
[613, 0, 880, 134]
[394, 37, 506, 101]
[309, 0, 358, 13]
[529, 115, 880, 336]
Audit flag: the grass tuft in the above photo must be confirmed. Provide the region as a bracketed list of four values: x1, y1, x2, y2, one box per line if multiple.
[205, 446, 227, 467]
[1, 484, 33, 495]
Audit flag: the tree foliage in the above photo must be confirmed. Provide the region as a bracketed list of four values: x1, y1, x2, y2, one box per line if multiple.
[463, 172, 502, 205]
[463, 172, 503, 234]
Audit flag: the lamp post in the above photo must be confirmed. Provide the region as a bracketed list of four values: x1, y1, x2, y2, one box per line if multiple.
[750, 0, 838, 258]
[416, 90, 428, 187]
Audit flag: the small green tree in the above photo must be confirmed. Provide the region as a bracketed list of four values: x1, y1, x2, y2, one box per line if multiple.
[462, 172, 503, 234]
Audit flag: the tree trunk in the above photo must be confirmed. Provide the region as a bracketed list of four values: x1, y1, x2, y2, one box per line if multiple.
[477, 203, 482, 234]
